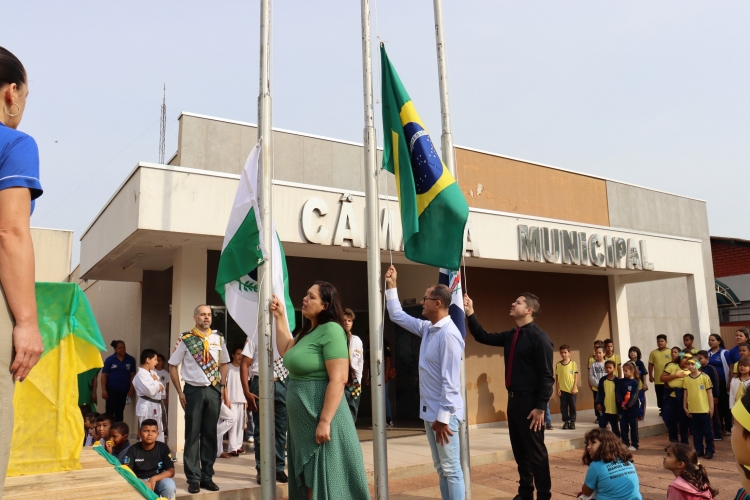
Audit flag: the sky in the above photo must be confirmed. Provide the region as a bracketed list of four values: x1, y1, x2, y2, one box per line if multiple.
[6, 1, 749, 266]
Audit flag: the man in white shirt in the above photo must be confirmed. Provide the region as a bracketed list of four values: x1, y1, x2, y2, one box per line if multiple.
[240, 336, 290, 485]
[343, 308, 364, 422]
[384, 265, 465, 500]
[168, 305, 229, 494]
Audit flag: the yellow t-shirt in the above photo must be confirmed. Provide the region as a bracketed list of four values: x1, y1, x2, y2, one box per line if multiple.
[605, 353, 621, 366]
[603, 378, 617, 415]
[588, 356, 595, 369]
[686, 348, 698, 355]
[556, 360, 578, 393]
[684, 373, 712, 414]
[649, 349, 672, 385]
[664, 363, 689, 395]
[734, 362, 739, 375]
[638, 379, 643, 390]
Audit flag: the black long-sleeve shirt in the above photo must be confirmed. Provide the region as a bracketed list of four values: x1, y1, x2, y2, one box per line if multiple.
[467, 314, 554, 411]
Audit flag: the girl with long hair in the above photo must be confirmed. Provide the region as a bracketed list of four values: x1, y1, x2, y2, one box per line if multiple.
[663, 443, 717, 499]
[271, 281, 368, 500]
[578, 428, 641, 499]
[628, 346, 648, 420]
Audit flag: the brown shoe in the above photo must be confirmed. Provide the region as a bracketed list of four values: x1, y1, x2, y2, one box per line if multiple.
[219, 452, 231, 459]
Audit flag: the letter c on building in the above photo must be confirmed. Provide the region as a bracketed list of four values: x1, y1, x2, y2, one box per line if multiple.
[301, 198, 330, 244]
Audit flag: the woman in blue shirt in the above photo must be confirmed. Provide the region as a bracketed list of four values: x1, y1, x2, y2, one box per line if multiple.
[101, 340, 137, 422]
[0, 46, 44, 497]
[707, 333, 731, 435]
[728, 327, 750, 364]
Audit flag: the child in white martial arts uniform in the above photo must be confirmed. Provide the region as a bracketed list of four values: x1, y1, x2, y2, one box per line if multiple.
[217, 346, 245, 457]
[154, 353, 169, 439]
[133, 349, 165, 442]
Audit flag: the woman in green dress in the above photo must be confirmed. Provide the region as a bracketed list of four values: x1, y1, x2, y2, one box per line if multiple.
[271, 281, 370, 500]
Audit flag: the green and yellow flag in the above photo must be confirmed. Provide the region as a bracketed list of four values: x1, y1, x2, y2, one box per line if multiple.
[380, 45, 469, 271]
[8, 282, 105, 476]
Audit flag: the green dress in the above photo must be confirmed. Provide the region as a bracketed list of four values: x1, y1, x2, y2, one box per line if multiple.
[283, 321, 370, 500]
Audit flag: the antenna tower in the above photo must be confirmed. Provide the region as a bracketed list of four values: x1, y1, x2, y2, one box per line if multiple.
[159, 84, 166, 164]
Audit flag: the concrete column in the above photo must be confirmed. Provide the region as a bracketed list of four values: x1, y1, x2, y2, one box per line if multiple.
[608, 275, 632, 368]
[167, 246, 207, 457]
[686, 274, 711, 350]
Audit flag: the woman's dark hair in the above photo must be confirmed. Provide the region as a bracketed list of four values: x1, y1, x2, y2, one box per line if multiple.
[140, 348, 158, 365]
[296, 281, 346, 344]
[0, 47, 26, 88]
[709, 333, 725, 350]
[628, 346, 642, 361]
[110, 340, 125, 350]
[667, 443, 718, 497]
[582, 428, 633, 466]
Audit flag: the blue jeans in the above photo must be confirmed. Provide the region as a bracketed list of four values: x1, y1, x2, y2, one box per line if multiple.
[544, 402, 551, 425]
[424, 415, 464, 500]
[145, 477, 176, 499]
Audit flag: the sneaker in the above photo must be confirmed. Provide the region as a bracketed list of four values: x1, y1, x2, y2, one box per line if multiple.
[627, 446, 637, 451]
[705, 451, 714, 459]
[562, 422, 570, 430]
[218, 452, 231, 459]
[569, 422, 576, 430]
[248, 436, 255, 443]
[545, 422, 553, 430]
[714, 435, 723, 441]
[386, 418, 394, 428]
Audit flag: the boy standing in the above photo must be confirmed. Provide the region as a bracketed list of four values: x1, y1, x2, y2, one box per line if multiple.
[603, 339, 622, 377]
[648, 334, 672, 416]
[596, 360, 621, 437]
[683, 334, 698, 355]
[589, 346, 607, 421]
[696, 350, 722, 441]
[683, 358, 715, 459]
[555, 345, 578, 430]
[122, 419, 176, 499]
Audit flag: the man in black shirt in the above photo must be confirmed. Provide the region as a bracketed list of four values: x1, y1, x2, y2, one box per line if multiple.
[122, 419, 176, 498]
[464, 293, 554, 500]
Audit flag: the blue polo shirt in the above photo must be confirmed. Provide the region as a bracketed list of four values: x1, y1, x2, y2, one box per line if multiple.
[0, 123, 43, 212]
[102, 353, 137, 392]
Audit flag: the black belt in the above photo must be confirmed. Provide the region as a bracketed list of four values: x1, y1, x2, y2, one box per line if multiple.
[508, 390, 539, 398]
[140, 395, 163, 404]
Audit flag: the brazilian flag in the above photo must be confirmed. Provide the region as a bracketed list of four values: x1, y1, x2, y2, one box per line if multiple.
[380, 45, 469, 271]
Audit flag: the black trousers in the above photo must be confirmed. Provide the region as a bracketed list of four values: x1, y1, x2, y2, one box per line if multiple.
[664, 395, 689, 444]
[105, 388, 128, 422]
[619, 410, 639, 448]
[598, 413, 620, 438]
[655, 384, 665, 412]
[183, 384, 221, 484]
[507, 394, 551, 500]
[718, 381, 732, 433]
[559, 392, 577, 423]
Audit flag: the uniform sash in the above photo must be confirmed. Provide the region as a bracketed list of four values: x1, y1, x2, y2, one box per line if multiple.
[181, 331, 221, 387]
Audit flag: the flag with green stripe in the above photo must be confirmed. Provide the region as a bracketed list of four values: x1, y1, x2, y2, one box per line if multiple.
[380, 45, 469, 271]
[215, 144, 295, 345]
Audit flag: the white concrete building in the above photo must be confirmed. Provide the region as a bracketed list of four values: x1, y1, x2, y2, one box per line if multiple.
[76, 112, 720, 453]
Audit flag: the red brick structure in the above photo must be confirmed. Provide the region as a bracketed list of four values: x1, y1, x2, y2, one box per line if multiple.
[712, 237, 750, 278]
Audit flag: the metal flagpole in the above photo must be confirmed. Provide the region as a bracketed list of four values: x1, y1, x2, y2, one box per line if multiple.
[360, 1, 389, 498]
[257, 1, 276, 499]
[433, 0, 472, 497]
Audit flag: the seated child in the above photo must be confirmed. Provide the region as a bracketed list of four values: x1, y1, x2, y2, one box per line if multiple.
[95, 414, 114, 447]
[731, 390, 750, 500]
[663, 443, 717, 499]
[83, 411, 99, 447]
[122, 419, 175, 499]
[578, 428, 641, 500]
[106, 422, 131, 462]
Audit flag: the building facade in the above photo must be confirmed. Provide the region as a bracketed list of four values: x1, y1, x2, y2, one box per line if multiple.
[77, 112, 720, 453]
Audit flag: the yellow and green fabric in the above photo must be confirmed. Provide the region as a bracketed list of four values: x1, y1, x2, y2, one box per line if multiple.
[7, 282, 105, 476]
[380, 44, 469, 271]
[93, 446, 166, 500]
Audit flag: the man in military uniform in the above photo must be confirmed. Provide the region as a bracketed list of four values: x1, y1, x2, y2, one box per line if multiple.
[168, 305, 229, 494]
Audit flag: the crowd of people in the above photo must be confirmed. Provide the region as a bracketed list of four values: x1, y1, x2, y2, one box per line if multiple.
[73, 265, 750, 500]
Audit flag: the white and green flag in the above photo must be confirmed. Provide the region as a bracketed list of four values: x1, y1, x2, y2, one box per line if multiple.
[215, 143, 295, 346]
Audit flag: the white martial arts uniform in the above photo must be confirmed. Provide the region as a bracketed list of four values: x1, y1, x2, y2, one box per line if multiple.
[133, 367, 165, 442]
[216, 401, 237, 457]
[222, 363, 246, 453]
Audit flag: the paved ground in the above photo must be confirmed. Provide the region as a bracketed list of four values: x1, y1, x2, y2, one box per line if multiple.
[386, 434, 744, 499]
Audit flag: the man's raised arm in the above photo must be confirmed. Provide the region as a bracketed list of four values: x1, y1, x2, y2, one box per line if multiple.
[384, 265, 427, 338]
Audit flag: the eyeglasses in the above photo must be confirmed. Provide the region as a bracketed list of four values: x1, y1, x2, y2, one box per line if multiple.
[422, 296, 439, 302]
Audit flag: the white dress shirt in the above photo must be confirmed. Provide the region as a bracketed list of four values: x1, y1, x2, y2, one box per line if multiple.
[168, 330, 230, 386]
